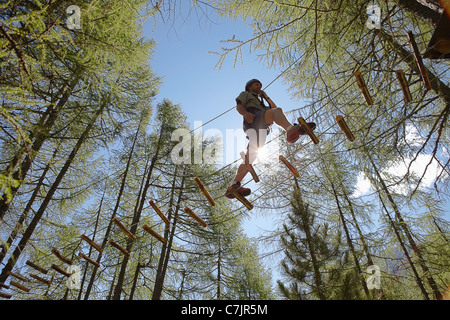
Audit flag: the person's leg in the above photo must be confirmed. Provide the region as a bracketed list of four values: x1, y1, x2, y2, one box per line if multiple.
[264, 108, 292, 130]
[232, 162, 248, 183]
[231, 134, 258, 183]
[264, 107, 316, 143]
[226, 161, 251, 199]
[227, 130, 262, 199]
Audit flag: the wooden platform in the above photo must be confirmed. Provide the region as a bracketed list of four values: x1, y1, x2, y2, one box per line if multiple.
[424, 1, 450, 59]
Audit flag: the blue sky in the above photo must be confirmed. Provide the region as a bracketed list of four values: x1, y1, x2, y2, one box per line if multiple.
[141, 5, 450, 290]
[142, 6, 449, 236]
[144, 8, 302, 145]
[143, 8, 303, 239]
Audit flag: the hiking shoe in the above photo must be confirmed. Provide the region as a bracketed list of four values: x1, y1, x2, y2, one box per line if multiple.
[286, 122, 316, 143]
[225, 181, 251, 199]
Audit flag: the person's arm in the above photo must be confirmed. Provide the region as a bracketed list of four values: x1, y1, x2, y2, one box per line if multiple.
[236, 102, 254, 123]
[260, 91, 277, 109]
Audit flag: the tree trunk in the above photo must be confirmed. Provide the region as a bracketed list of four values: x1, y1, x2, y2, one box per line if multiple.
[217, 235, 222, 300]
[0, 72, 83, 222]
[129, 263, 143, 300]
[111, 121, 165, 300]
[340, 184, 375, 266]
[0, 148, 57, 264]
[293, 188, 327, 300]
[152, 166, 186, 300]
[330, 182, 371, 298]
[0, 100, 105, 284]
[394, 0, 442, 25]
[368, 152, 441, 299]
[84, 115, 144, 300]
[378, 193, 429, 299]
[77, 189, 105, 300]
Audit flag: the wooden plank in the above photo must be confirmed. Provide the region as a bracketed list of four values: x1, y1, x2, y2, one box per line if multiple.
[51, 264, 71, 277]
[108, 239, 130, 258]
[194, 177, 216, 206]
[184, 207, 208, 228]
[298, 117, 319, 144]
[149, 199, 170, 226]
[112, 217, 136, 242]
[407, 31, 432, 90]
[10, 280, 30, 293]
[424, 3, 450, 59]
[0, 291, 12, 299]
[29, 273, 51, 287]
[78, 252, 100, 268]
[80, 234, 103, 253]
[26, 260, 48, 274]
[335, 115, 355, 142]
[395, 70, 413, 103]
[51, 248, 73, 265]
[226, 186, 253, 210]
[354, 71, 374, 105]
[142, 225, 166, 243]
[0, 283, 9, 289]
[6, 271, 28, 283]
[279, 155, 300, 177]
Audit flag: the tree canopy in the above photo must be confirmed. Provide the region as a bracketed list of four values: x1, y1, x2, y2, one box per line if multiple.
[0, 0, 449, 301]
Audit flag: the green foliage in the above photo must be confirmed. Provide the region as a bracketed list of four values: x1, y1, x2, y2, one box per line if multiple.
[211, 0, 449, 300]
[1, 0, 449, 301]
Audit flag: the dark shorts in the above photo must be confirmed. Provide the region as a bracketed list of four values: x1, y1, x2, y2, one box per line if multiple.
[243, 109, 270, 148]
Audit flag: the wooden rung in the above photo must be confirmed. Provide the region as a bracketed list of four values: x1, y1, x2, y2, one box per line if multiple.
[51, 264, 71, 277]
[10, 281, 30, 293]
[26, 260, 48, 274]
[81, 234, 103, 253]
[142, 225, 166, 243]
[184, 206, 208, 228]
[354, 72, 374, 105]
[108, 239, 130, 258]
[240, 151, 260, 183]
[226, 187, 253, 210]
[0, 291, 12, 299]
[335, 115, 355, 142]
[407, 31, 432, 90]
[149, 200, 170, 226]
[6, 271, 28, 283]
[78, 252, 100, 268]
[51, 248, 73, 265]
[0, 283, 9, 289]
[395, 70, 413, 102]
[111, 217, 136, 242]
[279, 155, 299, 177]
[194, 177, 216, 206]
[244, 153, 260, 183]
[29, 273, 51, 287]
[298, 117, 319, 144]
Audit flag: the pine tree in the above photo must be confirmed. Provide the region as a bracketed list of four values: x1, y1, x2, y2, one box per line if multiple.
[277, 188, 341, 300]
[212, 0, 450, 299]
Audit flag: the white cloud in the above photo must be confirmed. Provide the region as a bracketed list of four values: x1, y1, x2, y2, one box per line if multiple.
[352, 154, 447, 198]
[353, 172, 373, 198]
[404, 124, 425, 148]
[351, 125, 448, 198]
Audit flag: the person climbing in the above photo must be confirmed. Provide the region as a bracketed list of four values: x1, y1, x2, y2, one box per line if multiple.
[225, 78, 316, 199]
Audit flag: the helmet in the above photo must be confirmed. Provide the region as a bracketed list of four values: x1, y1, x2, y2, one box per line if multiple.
[245, 79, 262, 91]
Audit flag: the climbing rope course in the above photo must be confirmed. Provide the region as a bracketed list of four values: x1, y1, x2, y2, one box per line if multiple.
[0, 25, 445, 299]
